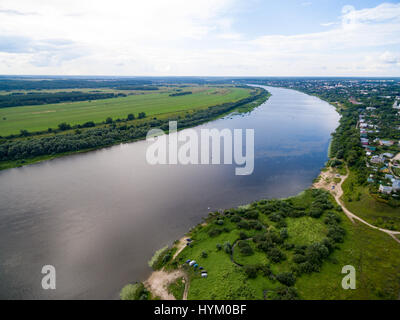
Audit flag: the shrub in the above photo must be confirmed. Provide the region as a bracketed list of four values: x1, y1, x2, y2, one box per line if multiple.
[243, 265, 258, 279]
[249, 220, 263, 230]
[309, 207, 323, 218]
[201, 251, 208, 258]
[148, 245, 169, 270]
[237, 220, 250, 230]
[238, 241, 254, 256]
[327, 225, 346, 243]
[208, 228, 222, 237]
[58, 122, 71, 131]
[276, 272, 296, 286]
[259, 265, 272, 277]
[274, 286, 298, 300]
[224, 241, 232, 254]
[267, 248, 286, 263]
[239, 231, 248, 240]
[253, 233, 267, 243]
[269, 212, 283, 222]
[280, 228, 288, 239]
[120, 282, 148, 300]
[105, 117, 113, 124]
[244, 210, 259, 219]
[230, 215, 241, 223]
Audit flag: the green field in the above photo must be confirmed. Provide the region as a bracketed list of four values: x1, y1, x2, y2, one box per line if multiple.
[0, 86, 251, 136]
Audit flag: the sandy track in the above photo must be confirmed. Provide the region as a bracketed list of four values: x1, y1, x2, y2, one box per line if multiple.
[144, 270, 188, 300]
[144, 236, 190, 300]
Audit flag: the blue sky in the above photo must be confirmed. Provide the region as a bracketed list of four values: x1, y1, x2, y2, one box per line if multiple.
[0, 0, 399, 76]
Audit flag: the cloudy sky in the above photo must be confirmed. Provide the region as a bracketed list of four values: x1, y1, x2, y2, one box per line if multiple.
[0, 0, 400, 76]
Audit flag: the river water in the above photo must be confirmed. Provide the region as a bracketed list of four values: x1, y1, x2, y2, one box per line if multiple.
[0, 86, 339, 299]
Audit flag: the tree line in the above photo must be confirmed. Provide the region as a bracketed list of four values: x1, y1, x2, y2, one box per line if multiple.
[0, 91, 126, 108]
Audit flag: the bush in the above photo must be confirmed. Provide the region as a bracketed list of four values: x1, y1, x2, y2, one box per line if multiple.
[239, 231, 248, 240]
[208, 228, 222, 237]
[253, 233, 267, 243]
[309, 207, 323, 218]
[224, 241, 232, 254]
[280, 228, 288, 239]
[274, 286, 298, 300]
[238, 241, 254, 256]
[105, 117, 113, 124]
[243, 265, 258, 279]
[148, 245, 169, 270]
[216, 243, 222, 251]
[259, 265, 272, 277]
[237, 220, 250, 230]
[249, 220, 263, 230]
[327, 225, 346, 243]
[120, 282, 148, 300]
[244, 210, 259, 220]
[58, 122, 71, 131]
[276, 272, 296, 286]
[269, 212, 283, 222]
[230, 215, 241, 223]
[201, 251, 208, 258]
[267, 248, 286, 263]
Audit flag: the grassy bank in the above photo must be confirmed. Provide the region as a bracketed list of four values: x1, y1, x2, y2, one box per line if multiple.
[141, 189, 400, 300]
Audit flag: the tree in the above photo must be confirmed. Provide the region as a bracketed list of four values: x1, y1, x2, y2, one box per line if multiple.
[138, 112, 146, 119]
[243, 265, 258, 279]
[58, 122, 71, 131]
[276, 272, 296, 286]
[105, 117, 113, 124]
[127, 113, 135, 121]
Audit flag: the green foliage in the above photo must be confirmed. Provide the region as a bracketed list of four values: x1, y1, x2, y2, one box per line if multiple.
[120, 282, 149, 300]
[243, 265, 258, 279]
[276, 272, 296, 286]
[148, 245, 170, 270]
[167, 277, 186, 300]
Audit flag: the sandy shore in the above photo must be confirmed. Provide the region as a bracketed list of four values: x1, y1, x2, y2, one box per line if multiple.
[144, 235, 190, 300]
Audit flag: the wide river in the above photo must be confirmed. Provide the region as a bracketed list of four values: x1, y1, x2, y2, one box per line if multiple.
[0, 86, 339, 299]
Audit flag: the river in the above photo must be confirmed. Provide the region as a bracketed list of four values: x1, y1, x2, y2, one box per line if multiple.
[0, 86, 339, 299]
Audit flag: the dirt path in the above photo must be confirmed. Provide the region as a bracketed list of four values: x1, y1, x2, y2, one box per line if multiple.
[144, 269, 189, 300]
[314, 168, 400, 244]
[145, 235, 190, 300]
[172, 237, 188, 260]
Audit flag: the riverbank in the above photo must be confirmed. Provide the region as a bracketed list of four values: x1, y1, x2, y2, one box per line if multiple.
[141, 167, 400, 300]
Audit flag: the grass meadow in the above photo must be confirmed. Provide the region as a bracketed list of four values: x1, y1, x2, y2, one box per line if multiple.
[0, 86, 251, 136]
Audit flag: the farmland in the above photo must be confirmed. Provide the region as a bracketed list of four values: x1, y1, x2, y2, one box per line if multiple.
[0, 86, 251, 136]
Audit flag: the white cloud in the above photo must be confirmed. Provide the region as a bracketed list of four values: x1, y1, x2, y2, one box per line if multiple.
[0, 1, 400, 76]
